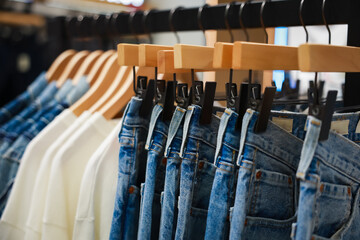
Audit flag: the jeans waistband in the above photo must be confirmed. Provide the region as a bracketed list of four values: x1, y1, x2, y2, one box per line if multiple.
[180, 105, 221, 157]
[165, 106, 186, 157]
[214, 108, 240, 164]
[120, 97, 151, 130]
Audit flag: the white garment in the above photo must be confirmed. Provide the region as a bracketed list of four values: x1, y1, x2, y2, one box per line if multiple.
[0, 109, 77, 240]
[25, 111, 91, 240]
[41, 113, 118, 240]
[73, 119, 122, 240]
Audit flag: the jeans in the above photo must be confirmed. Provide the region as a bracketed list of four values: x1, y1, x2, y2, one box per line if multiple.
[293, 115, 360, 240]
[159, 106, 186, 240]
[0, 72, 47, 126]
[175, 105, 220, 240]
[138, 104, 169, 240]
[229, 109, 307, 240]
[205, 108, 241, 240]
[110, 97, 152, 240]
[0, 103, 66, 215]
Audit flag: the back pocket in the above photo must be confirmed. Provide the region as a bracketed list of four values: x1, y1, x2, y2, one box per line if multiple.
[249, 169, 295, 220]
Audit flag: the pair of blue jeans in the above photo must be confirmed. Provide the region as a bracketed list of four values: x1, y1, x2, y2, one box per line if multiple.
[0, 102, 67, 214]
[205, 108, 241, 240]
[138, 104, 169, 239]
[293, 114, 360, 240]
[229, 109, 308, 240]
[0, 71, 47, 126]
[175, 105, 221, 240]
[159, 106, 186, 240]
[110, 97, 152, 240]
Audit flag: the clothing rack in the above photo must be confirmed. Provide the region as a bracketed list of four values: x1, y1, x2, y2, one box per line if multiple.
[63, 0, 360, 107]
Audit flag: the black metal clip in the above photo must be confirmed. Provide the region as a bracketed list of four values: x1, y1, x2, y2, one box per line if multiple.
[226, 83, 237, 108]
[199, 82, 217, 125]
[176, 83, 191, 109]
[139, 79, 155, 117]
[254, 87, 277, 133]
[162, 81, 176, 122]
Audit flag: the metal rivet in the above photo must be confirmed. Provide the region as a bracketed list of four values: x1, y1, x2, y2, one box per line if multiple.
[256, 171, 262, 179]
[129, 186, 134, 194]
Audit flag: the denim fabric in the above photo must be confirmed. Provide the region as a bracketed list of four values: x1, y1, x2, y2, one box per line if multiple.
[110, 97, 152, 240]
[65, 76, 90, 105]
[159, 106, 186, 240]
[138, 104, 169, 240]
[175, 105, 221, 240]
[293, 115, 360, 240]
[205, 108, 241, 240]
[0, 103, 66, 215]
[0, 72, 47, 125]
[229, 109, 307, 240]
[0, 81, 58, 137]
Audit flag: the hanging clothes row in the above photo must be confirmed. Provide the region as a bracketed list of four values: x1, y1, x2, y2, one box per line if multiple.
[0, 0, 360, 240]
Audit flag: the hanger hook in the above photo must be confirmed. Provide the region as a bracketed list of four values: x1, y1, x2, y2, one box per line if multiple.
[239, 0, 250, 42]
[224, 2, 235, 43]
[142, 9, 156, 44]
[322, 0, 331, 44]
[197, 4, 209, 41]
[299, 0, 309, 43]
[129, 11, 139, 44]
[169, 7, 183, 44]
[260, 0, 269, 43]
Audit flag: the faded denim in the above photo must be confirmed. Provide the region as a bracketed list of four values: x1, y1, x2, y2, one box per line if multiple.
[205, 108, 241, 240]
[0, 71, 47, 125]
[175, 105, 220, 240]
[137, 104, 169, 240]
[293, 115, 360, 240]
[159, 106, 186, 240]
[110, 97, 152, 240]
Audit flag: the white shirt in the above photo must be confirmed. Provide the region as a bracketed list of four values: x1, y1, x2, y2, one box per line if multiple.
[25, 111, 91, 240]
[0, 109, 77, 240]
[41, 113, 118, 240]
[73, 119, 122, 240]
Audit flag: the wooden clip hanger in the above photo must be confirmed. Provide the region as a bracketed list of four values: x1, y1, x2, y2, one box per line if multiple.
[174, 44, 215, 71]
[56, 51, 90, 87]
[86, 50, 116, 85]
[70, 53, 119, 116]
[213, 42, 234, 69]
[72, 50, 104, 84]
[298, 43, 360, 72]
[0, 11, 45, 27]
[232, 41, 299, 71]
[46, 50, 77, 82]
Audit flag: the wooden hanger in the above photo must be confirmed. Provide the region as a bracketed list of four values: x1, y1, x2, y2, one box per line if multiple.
[88, 66, 132, 113]
[213, 42, 233, 69]
[232, 42, 299, 70]
[0, 11, 45, 27]
[70, 53, 119, 116]
[99, 70, 134, 120]
[298, 43, 360, 72]
[72, 50, 104, 84]
[173, 44, 216, 70]
[86, 50, 115, 86]
[56, 50, 90, 87]
[46, 50, 77, 82]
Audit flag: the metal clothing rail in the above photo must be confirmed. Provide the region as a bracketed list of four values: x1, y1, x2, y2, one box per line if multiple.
[68, 0, 360, 106]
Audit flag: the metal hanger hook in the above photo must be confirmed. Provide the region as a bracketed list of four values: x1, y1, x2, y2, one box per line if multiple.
[197, 4, 209, 40]
[142, 9, 156, 44]
[299, 0, 309, 43]
[224, 2, 235, 43]
[260, 0, 269, 43]
[322, 0, 331, 44]
[239, 0, 251, 42]
[128, 11, 139, 43]
[169, 7, 183, 44]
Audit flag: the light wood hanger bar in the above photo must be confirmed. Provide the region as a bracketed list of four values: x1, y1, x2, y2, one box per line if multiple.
[174, 44, 215, 70]
[232, 41, 299, 70]
[157, 50, 191, 74]
[213, 42, 233, 69]
[298, 43, 360, 72]
[139, 44, 173, 67]
[0, 11, 45, 27]
[118, 44, 140, 66]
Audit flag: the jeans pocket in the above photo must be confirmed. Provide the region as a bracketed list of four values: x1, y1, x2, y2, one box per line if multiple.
[249, 169, 295, 220]
[314, 181, 352, 238]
